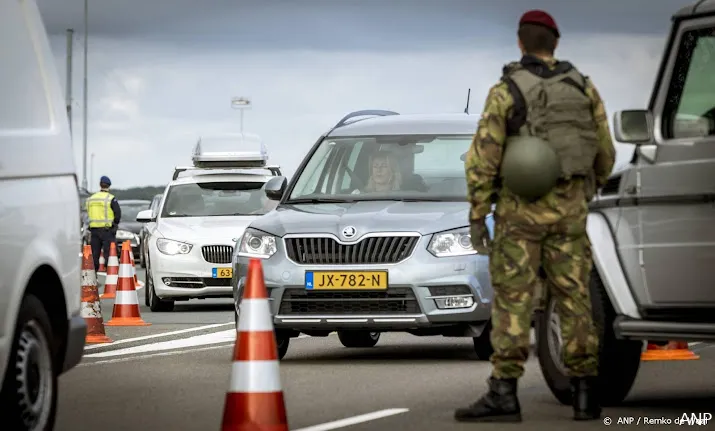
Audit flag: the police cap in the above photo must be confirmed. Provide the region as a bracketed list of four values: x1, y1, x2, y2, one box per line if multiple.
[519, 10, 560, 38]
[100, 175, 111, 186]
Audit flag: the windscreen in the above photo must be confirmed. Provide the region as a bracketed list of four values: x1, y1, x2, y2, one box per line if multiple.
[287, 134, 472, 202]
[120, 203, 151, 223]
[161, 181, 275, 217]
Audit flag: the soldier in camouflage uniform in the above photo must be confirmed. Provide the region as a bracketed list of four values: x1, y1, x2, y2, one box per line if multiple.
[455, 10, 616, 423]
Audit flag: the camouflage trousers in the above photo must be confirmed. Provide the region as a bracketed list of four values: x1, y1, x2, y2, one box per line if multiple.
[487, 214, 599, 379]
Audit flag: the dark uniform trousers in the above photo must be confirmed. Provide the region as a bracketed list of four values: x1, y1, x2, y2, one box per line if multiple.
[90, 227, 117, 271]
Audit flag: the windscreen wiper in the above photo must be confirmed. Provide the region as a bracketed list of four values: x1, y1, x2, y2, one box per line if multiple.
[284, 197, 356, 204]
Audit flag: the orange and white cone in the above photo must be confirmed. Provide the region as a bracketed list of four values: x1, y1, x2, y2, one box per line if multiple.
[81, 245, 113, 344]
[221, 258, 288, 431]
[641, 340, 699, 361]
[101, 242, 119, 299]
[127, 241, 144, 289]
[98, 250, 106, 274]
[105, 241, 151, 327]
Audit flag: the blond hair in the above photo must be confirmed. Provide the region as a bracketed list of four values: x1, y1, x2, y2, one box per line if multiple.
[365, 150, 402, 192]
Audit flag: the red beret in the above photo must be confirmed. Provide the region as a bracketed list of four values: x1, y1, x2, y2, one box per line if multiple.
[519, 10, 560, 38]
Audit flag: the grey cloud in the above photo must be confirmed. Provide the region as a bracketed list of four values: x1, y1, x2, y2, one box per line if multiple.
[39, 0, 692, 51]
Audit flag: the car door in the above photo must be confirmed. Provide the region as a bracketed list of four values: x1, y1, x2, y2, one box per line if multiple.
[619, 15, 715, 315]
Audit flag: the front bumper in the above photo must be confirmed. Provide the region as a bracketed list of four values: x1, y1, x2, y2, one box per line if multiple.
[151, 243, 234, 300]
[62, 315, 86, 373]
[233, 237, 493, 333]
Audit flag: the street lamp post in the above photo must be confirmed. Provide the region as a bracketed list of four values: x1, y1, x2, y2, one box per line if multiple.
[231, 97, 252, 134]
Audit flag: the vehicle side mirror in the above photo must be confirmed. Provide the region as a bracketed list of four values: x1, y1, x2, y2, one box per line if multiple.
[264, 176, 287, 201]
[136, 209, 155, 223]
[613, 110, 653, 145]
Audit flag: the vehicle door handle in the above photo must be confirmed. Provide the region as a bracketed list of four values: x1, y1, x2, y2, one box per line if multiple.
[625, 185, 637, 195]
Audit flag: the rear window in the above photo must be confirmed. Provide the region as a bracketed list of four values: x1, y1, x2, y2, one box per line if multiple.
[161, 182, 275, 217]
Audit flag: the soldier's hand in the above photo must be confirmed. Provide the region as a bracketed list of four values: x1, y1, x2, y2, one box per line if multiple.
[469, 222, 491, 255]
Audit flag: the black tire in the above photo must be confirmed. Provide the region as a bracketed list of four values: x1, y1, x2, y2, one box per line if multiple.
[536, 268, 642, 406]
[472, 321, 495, 360]
[276, 332, 290, 360]
[337, 330, 380, 348]
[147, 267, 174, 312]
[139, 245, 147, 269]
[0, 294, 58, 430]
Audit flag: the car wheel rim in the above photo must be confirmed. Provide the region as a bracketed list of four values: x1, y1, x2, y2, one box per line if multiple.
[14, 320, 53, 429]
[546, 300, 569, 375]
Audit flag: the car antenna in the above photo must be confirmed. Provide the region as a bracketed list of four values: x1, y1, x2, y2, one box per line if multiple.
[463, 88, 471, 114]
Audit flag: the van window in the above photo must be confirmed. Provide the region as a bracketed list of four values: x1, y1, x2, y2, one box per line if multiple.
[662, 26, 715, 139]
[0, 0, 52, 131]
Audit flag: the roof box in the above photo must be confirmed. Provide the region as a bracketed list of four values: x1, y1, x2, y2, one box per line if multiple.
[191, 133, 268, 169]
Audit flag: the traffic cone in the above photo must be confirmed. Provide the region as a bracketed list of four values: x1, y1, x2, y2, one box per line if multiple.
[641, 340, 699, 361]
[98, 250, 106, 273]
[81, 245, 113, 344]
[221, 258, 288, 431]
[101, 242, 119, 299]
[127, 241, 143, 289]
[105, 241, 151, 327]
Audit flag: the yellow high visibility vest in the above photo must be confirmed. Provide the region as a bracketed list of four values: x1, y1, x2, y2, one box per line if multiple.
[86, 191, 115, 228]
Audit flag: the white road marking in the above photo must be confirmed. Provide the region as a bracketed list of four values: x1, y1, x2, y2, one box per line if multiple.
[84, 322, 233, 350]
[293, 408, 410, 431]
[79, 344, 234, 366]
[84, 329, 238, 358]
[83, 329, 314, 359]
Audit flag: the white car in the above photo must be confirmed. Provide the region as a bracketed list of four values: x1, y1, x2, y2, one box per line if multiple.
[136, 135, 281, 312]
[1, 0, 85, 428]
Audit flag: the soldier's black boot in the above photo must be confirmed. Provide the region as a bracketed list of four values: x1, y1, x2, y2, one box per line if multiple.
[454, 377, 522, 422]
[571, 376, 601, 421]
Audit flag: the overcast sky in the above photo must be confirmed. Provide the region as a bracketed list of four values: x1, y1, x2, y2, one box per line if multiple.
[37, 0, 693, 188]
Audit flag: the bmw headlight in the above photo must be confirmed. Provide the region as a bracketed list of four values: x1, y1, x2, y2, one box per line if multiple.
[427, 227, 476, 257]
[116, 229, 135, 241]
[156, 238, 193, 255]
[238, 228, 277, 258]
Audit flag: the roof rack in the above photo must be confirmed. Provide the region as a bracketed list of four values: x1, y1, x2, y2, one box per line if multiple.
[171, 133, 282, 180]
[332, 109, 399, 129]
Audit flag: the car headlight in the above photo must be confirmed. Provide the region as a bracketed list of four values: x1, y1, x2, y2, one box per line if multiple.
[237, 228, 277, 259]
[116, 229, 135, 240]
[427, 227, 476, 257]
[156, 238, 193, 255]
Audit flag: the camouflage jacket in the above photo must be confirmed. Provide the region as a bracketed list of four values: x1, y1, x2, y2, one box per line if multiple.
[465, 56, 616, 225]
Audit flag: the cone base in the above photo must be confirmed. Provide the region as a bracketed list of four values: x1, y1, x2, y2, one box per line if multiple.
[221, 392, 288, 431]
[86, 334, 113, 344]
[641, 350, 700, 361]
[105, 317, 151, 327]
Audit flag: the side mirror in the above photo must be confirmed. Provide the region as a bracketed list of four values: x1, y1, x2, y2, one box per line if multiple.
[264, 176, 287, 201]
[136, 209, 155, 223]
[613, 110, 653, 145]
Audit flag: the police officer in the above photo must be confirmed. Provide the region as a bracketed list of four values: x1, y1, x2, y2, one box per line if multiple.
[86, 176, 122, 271]
[456, 10, 616, 423]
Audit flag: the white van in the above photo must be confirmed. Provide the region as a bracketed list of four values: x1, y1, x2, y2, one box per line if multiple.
[0, 0, 86, 429]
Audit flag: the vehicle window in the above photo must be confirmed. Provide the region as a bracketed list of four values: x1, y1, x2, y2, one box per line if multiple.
[161, 182, 273, 217]
[289, 141, 338, 196]
[120, 204, 150, 223]
[150, 196, 162, 216]
[287, 135, 473, 201]
[339, 141, 364, 191]
[0, 0, 51, 131]
[662, 26, 715, 139]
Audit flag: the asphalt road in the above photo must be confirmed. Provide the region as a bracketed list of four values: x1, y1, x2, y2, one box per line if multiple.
[56, 266, 715, 431]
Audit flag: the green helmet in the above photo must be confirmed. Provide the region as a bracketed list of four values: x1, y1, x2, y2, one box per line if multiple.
[500, 136, 561, 200]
